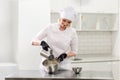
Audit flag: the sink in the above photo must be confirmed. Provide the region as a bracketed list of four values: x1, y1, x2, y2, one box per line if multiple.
[72, 58, 82, 61]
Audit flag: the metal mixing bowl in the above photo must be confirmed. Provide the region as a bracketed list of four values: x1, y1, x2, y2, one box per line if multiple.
[42, 59, 58, 74]
[72, 67, 82, 74]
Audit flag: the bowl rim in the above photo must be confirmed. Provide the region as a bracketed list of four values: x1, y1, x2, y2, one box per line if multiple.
[72, 67, 82, 69]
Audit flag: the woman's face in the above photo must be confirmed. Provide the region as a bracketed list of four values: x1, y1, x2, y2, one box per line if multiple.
[59, 18, 72, 29]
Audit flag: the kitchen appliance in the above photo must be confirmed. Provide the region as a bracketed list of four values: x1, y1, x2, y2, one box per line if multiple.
[40, 49, 59, 74]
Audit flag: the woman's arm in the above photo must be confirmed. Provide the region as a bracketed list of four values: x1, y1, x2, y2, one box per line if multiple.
[68, 29, 78, 57]
[32, 40, 41, 46]
[67, 52, 76, 57]
[31, 25, 50, 46]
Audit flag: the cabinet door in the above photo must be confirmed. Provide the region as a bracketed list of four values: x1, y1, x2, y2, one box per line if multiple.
[80, 13, 118, 31]
[80, 0, 118, 13]
[50, 0, 80, 12]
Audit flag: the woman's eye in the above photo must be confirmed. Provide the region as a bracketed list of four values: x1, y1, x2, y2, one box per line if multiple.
[63, 19, 66, 22]
[62, 19, 71, 24]
[68, 21, 71, 24]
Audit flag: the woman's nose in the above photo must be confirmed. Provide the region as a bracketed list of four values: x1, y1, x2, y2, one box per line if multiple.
[64, 22, 68, 26]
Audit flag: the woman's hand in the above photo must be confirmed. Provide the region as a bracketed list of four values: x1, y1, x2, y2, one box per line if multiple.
[67, 52, 76, 57]
[32, 40, 50, 51]
[40, 41, 50, 51]
[57, 53, 67, 62]
[32, 40, 41, 46]
[57, 52, 76, 62]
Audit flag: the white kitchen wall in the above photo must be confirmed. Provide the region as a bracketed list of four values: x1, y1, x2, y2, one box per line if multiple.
[17, 0, 50, 70]
[111, 1, 120, 79]
[10, 0, 18, 63]
[112, 26, 120, 80]
[0, 0, 17, 62]
[77, 31, 112, 54]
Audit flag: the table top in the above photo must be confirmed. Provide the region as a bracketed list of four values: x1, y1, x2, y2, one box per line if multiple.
[5, 70, 113, 80]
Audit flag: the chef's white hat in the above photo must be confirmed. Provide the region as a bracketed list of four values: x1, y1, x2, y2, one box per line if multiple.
[59, 7, 78, 22]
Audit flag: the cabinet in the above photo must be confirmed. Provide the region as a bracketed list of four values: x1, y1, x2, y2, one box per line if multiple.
[79, 13, 118, 31]
[50, 0, 119, 31]
[80, 0, 118, 13]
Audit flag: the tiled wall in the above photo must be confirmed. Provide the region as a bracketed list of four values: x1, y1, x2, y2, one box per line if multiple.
[77, 31, 112, 54]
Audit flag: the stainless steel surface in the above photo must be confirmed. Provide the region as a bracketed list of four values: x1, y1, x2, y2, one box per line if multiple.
[5, 70, 113, 80]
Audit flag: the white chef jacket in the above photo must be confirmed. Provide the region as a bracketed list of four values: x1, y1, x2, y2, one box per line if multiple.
[34, 23, 78, 70]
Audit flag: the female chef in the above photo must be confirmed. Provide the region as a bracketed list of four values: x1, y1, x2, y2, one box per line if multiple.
[32, 7, 78, 71]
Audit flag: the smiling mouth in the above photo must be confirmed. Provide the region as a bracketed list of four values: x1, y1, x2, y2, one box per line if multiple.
[62, 26, 66, 29]
[60, 24, 65, 28]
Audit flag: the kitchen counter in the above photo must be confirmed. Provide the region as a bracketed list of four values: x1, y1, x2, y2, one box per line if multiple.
[5, 70, 113, 80]
[71, 54, 120, 63]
